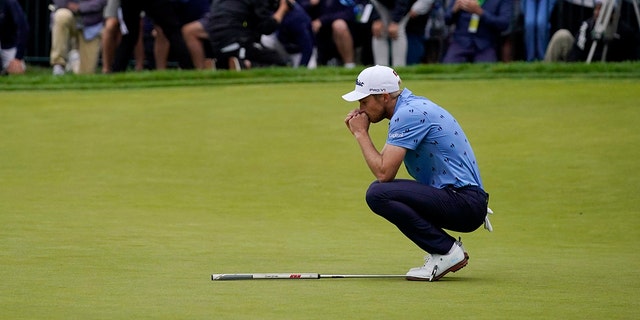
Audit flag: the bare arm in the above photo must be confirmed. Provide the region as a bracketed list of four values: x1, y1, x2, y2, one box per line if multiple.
[272, 0, 292, 23]
[346, 112, 406, 182]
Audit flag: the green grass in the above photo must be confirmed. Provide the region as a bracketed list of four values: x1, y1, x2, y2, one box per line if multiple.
[1, 73, 639, 319]
[1, 61, 639, 90]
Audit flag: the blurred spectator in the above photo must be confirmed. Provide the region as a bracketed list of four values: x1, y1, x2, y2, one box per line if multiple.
[101, 0, 145, 73]
[421, 0, 450, 62]
[299, 0, 357, 68]
[275, 1, 316, 68]
[406, 0, 435, 64]
[113, 0, 193, 72]
[50, 0, 107, 75]
[498, 0, 521, 61]
[522, 0, 556, 61]
[206, 0, 290, 70]
[181, 17, 212, 69]
[544, 0, 639, 62]
[154, 0, 212, 70]
[369, 0, 412, 66]
[182, 0, 215, 69]
[351, 0, 375, 65]
[0, 0, 28, 75]
[442, 0, 513, 63]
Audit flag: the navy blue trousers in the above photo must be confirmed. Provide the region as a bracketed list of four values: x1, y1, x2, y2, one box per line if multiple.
[365, 180, 489, 254]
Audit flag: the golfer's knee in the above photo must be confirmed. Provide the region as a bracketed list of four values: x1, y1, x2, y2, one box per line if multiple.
[365, 181, 385, 209]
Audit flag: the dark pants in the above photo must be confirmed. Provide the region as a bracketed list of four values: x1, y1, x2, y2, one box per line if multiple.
[114, 0, 193, 71]
[213, 41, 287, 69]
[442, 40, 498, 63]
[365, 180, 488, 254]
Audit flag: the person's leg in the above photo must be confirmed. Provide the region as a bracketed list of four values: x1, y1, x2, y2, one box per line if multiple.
[279, 13, 315, 68]
[102, 17, 120, 73]
[102, 0, 121, 73]
[153, 26, 169, 70]
[134, 19, 146, 71]
[182, 20, 209, 69]
[331, 19, 355, 67]
[244, 42, 287, 68]
[543, 29, 574, 62]
[441, 40, 470, 63]
[390, 15, 409, 66]
[370, 0, 390, 66]
[315, 24, 337, 65]
[50, 8, 76, 68]
[78, 34, 101, 74]
[144, 0, 194, 69]
[523, 0, 537, 61]
[114, 1, 143, 71]
[406, 33, 425, 65]
[536, 0, 556, 60]
[473, 45, 498, 62]
[365, 180, 487, 254]
[500, 33, 514, 62]
[295, 26, 316, 67]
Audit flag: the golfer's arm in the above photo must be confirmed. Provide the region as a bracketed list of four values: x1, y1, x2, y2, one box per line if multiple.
[354, 133, 406, 182]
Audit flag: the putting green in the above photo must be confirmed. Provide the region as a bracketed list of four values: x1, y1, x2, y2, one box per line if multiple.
[1, 78, 638, 319]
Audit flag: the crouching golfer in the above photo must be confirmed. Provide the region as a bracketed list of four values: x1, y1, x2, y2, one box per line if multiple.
[342, 65, 490, 281]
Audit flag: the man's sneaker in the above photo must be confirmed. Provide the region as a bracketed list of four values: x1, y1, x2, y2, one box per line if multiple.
[405, 241, 469, 281]
[52, 64, 65, 76]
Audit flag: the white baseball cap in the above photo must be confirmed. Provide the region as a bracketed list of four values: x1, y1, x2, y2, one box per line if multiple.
[341, 65, 402, 102]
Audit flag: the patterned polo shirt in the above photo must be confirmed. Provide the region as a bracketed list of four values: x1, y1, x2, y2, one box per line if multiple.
[386, 88, 483, 189]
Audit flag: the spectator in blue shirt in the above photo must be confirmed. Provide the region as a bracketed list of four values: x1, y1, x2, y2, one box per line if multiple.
[442, 0, 512, 63]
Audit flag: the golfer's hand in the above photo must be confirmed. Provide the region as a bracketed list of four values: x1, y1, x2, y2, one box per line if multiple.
[345, 109, 360, 127]
[346, 111, 370, 136]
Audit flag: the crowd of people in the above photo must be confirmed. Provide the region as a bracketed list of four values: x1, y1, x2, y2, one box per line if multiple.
[0, 0, 637, 75]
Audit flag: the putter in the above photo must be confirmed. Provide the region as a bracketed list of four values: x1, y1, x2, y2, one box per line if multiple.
[211, 273, 406, 281]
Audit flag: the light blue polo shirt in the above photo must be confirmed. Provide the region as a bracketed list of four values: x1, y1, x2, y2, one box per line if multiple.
[387, 88, 483, 189]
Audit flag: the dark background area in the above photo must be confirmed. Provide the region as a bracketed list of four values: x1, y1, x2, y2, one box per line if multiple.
[16, 0, 640, 66]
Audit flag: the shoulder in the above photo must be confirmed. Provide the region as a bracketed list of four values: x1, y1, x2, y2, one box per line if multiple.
[396, 91, 437, 116]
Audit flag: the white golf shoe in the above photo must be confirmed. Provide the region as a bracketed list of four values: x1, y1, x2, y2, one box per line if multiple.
[405, 241, 469, 281]
[52, 64, 65, 76]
